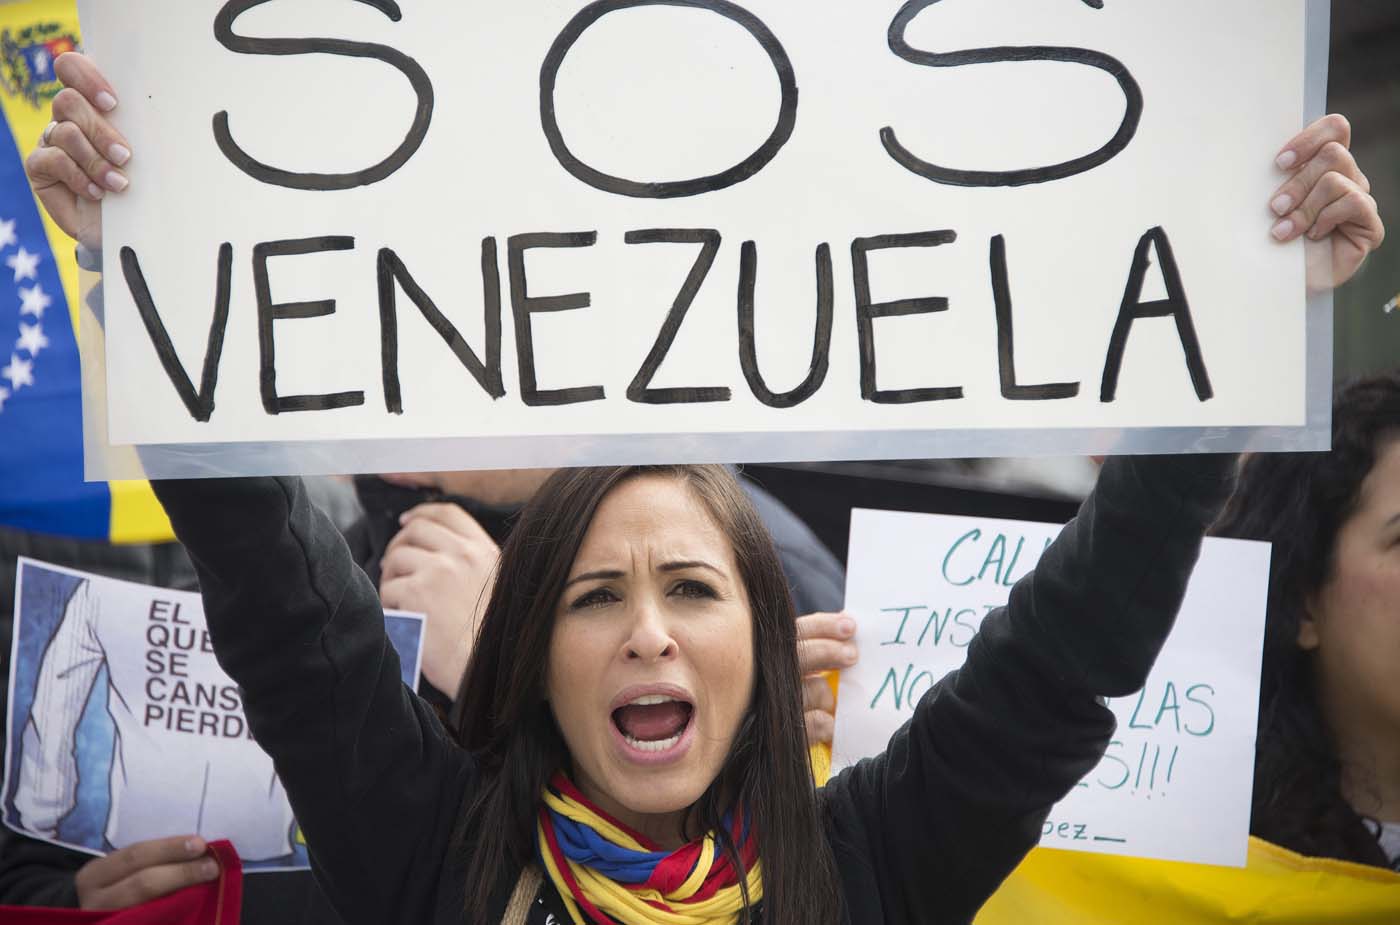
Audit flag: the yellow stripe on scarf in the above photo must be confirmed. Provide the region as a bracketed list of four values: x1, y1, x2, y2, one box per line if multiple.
[542, 788, 651, 853]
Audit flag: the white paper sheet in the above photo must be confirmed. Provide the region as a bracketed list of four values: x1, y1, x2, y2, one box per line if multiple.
[4, 557, 425, 872]
[833, 508, 1270, 868]
[75, 1, 1321, 476]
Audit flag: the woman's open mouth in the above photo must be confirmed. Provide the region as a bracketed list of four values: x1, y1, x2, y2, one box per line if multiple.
[609, 690, 696, 762]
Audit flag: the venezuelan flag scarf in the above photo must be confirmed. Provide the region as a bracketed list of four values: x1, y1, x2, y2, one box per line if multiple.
[536, 773, 763, 925]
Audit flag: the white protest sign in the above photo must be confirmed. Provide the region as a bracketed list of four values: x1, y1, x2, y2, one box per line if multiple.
[3, 558, 425, 873]
[77, 1, 1320, 478]
[832, 509, 1270, 868]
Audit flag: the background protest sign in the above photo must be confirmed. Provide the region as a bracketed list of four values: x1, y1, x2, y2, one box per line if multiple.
[832, 509, 1270, 869]
[74, 0, 1328, 480]
[3, 558, 425, 872]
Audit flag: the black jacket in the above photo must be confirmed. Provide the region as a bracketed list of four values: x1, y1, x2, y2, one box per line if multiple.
[150, 454, 1234, 924]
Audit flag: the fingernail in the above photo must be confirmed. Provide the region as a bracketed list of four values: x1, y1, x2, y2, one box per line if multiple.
[398, 512, 410, 525]
[103, 170, 127, 192]
[837, 617, 855, 637]
[1271, 219, 1295, 241]
[107, 143, 131, 166]
[1276, 150, 1297, 170]
[185, 837, 203, 854]
[842, 644, 858, 665]
[201, 860, 219, 879]
[95, 90, 117, 112]
[1270, 194, 1293, 216]
[86, 182, 104, 201]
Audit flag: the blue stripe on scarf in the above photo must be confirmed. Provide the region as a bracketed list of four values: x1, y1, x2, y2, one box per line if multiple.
[550, 811, 670, 884]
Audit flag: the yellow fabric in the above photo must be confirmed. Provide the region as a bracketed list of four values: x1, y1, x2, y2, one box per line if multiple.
[808, 670, 839, 786]
[976, 837, 1400, 924]
[107, 479, 174, 543]
[821, 670, 1396, 922]
[0, 0, 172, 543]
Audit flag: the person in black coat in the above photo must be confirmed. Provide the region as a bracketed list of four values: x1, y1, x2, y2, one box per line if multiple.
[154, 455, 1232, 924]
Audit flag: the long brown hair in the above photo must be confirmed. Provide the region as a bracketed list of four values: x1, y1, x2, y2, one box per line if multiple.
[450, 465, 842, 922]
[1214, 372, 1400, 867]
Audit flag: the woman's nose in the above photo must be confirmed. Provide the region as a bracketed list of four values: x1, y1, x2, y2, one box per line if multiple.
[623, 600, 677, 662]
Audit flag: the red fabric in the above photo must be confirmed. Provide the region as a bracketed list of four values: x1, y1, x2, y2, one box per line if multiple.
[0, 840, 242, 925]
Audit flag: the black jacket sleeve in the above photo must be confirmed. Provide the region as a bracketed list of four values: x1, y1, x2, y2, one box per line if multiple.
[822, 454, 1237, 925]
[151, 477, 473, 925]
[0, 829, 82, 907]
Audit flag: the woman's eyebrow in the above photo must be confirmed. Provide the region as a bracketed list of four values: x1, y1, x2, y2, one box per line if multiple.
[659, 560, 721, 575]
[563, 569, 624, 589]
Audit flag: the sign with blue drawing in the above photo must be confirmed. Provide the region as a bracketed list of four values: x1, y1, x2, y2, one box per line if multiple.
[3, 557, 426, 872]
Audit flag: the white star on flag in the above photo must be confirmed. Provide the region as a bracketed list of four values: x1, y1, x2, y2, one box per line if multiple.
[0, 384, 9, 413]
[2, 353, 34, 390]
[17, 322, 47, 356]
[19, 284, 51, 319]
[6, 246, 39, 283]
[0, 218, 15, 250]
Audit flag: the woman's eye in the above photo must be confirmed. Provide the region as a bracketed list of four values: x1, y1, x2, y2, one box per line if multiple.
[672, 579, 716, 600]
[571, 587, 618, 609]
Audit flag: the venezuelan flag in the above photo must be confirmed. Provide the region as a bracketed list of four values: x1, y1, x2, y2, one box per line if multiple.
[0, 0, 170, 543]
[815, 680, 1398, 921]
[975, 839, 1399, 924]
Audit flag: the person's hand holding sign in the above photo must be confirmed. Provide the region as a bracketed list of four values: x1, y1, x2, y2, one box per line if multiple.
[24, 52, 125, 251]
[1269, 114, 1386, 290]
[73, 834, 218, 910]
[796, 611, 859, 745]
[379, 503, 501, 695]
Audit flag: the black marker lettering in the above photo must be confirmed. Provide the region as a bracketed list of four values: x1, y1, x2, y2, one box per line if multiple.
[213, 0, 434, 191]
[624, 229, 730, 405]
[377, 241, 505, 414]
[252, 236, 364, 414]
[851, 231, 962, 404]
[990, 235, 1080, 400]
[1100, 226, 1213, 402]
[507, 232, 605, 406]
[881, 0, 1142, 187]
[737, 241, 833, 408]
[120, 244, 232, 423]
[540, 0, 797, 198]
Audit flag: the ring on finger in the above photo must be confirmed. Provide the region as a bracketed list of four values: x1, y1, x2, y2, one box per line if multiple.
[39, 120, 57, 147]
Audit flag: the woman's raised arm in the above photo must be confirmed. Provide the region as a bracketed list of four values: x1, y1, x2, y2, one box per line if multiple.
[152, 476, 472, 924]
[823, 454, 1237, 924]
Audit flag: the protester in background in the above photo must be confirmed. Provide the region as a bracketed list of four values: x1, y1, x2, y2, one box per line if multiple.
[1215, 372, 1400, 870]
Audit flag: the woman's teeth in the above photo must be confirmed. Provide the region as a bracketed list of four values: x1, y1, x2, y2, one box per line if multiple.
[629, 694, 675, 706]
[623, 730, 684, 752]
